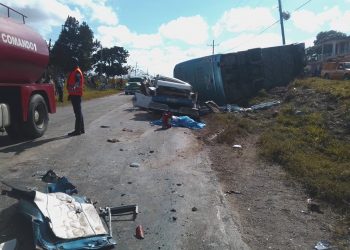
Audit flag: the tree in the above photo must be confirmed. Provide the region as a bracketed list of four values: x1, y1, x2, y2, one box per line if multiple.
[50, 16, 97, 73]
[314, 30, 347, 46]
[92, 46, 129, 77]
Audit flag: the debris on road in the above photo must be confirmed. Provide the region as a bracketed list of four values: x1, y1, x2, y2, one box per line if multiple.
[0, 239, 17, 250]
[232, 144, 242, 149]
[161, 111, 172, 129]
[122, 128, 133, 132]
[100, 125, 110, 128]
[307, 198, 323, 214]
[226, 100, 281, 113]
[1, 172, 139, 249]
[172, 216, 177, 221]
[135, 225, 145, 239]
[225, 190, 242, 195]
[170, 209, 176, 212]
[130, 162, 140, 168]
[204, 101, 221, 113]
[151, 116, 205, 129]
[192, 207, 198, 212]
[314, 240, 332, 250]
[107, 138, 120, 143]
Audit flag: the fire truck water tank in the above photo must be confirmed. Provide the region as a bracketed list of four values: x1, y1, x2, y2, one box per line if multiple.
[0, 17, 49, 83]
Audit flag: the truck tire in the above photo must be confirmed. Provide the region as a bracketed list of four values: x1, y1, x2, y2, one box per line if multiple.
[24, 94, 48, 138]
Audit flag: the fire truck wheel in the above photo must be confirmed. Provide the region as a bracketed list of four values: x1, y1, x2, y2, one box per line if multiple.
[25, 94, 48, 138]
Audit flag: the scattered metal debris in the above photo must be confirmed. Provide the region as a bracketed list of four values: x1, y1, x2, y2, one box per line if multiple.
[205, 101, 221, 113]
[232, 144, 242, 149]
[130, 162, 140, 168]
[314, 240, 332, 250]
[122, 128, 133, 132]
[0, 239, 17, 250]
[191, 207, 198, 212]
[100, 125, 110, 128]
[107, 138, 119, 143]
[226, 100, 281, 113]
[135, 225, 144, 239]
[225, 190, 242, 195]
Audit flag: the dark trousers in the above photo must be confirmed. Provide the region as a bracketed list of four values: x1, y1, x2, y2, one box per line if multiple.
[57, 87, 63, 102]
[70, 95, 84, 133]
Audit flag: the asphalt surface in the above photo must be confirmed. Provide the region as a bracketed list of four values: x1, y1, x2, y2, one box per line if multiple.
[0, 94, 249, 250]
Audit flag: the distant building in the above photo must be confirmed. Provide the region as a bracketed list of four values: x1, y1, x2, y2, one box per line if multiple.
[307, 37, 350, 62]
[306, 36, 350, 76]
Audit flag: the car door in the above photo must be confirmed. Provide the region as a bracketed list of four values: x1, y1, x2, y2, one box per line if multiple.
[334, 63, 344, 80]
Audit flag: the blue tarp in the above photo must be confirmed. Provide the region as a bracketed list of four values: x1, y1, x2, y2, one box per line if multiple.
[151, 116, 206, 129]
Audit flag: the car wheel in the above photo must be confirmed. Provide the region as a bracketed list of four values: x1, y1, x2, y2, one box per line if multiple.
[24, 94, 48, 139]
[324, 74, 330, 79]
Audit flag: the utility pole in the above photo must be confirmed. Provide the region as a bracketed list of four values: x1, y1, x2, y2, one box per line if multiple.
[278, 0, 286, 45]
[208, 40, 219, 55]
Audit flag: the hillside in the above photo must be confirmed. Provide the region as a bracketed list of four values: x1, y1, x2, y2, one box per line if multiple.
[199, 77, 350, 249]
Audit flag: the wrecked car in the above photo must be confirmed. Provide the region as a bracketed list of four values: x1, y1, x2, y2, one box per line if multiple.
[134, 75, 199, 118]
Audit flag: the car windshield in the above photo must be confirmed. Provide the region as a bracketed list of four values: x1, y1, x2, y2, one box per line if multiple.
[344, 63, 350, 69]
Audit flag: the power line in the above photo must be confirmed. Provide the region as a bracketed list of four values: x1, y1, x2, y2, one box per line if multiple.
[219, 0, 313, 53]
[294, 0, 312, 12]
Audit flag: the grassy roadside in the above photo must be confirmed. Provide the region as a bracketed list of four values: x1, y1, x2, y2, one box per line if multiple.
[202, 77, 350, 245]
[259, 78, 350, 205]
[204, 78, 350, 206]
[55, 86, 121, 106]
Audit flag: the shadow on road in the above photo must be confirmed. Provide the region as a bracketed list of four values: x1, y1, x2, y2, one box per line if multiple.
[131, 112, 160, 122]
[0, 203, 34, 249]
[0, 135, 68, 155]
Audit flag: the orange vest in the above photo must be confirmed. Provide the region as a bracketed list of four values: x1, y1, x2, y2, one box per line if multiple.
[67, 67, 84, 96]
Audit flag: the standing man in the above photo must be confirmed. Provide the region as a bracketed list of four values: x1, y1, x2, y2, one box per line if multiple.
[67, 57, 85, 136]
[55, 73, 64, 103]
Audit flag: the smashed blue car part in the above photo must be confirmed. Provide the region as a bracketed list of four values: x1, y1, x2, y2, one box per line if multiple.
[1, 172, 117, 250]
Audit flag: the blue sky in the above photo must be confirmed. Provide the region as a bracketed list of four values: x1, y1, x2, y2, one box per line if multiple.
[1, 0, 350, 76]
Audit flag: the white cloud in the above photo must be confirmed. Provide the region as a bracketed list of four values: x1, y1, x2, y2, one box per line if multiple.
[159, 15, 209, 45]
[213, 7, 275, 37]
[218, 33, 281, 53]
[128, 46, 209, 77]
[330, 10, 350, 32]
[97, 25, 163, 49]
[66, 0, 118, 25]
[0, 0, 83, 39]
[291, 6, 346, 33]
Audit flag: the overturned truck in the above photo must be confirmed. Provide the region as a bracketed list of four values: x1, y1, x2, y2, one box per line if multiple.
[174, 43, 305, 105]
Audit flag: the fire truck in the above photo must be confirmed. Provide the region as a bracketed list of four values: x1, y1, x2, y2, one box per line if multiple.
[0, 3, 56, 139]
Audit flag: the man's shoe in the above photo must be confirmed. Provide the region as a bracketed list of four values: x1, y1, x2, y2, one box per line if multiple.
[81, 130, 85, 134]
[67, 131, 81, 136]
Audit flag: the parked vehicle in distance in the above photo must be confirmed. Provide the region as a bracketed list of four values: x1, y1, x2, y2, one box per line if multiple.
[125, 81, 141, 95]
[321, 61, 350, 80]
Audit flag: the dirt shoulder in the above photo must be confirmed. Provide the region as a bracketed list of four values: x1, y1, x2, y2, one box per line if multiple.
[204, 135, 339, 250]
[196, 87, 349, 249]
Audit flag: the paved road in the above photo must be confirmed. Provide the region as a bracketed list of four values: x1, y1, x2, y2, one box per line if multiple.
[0, 94, 249, 250]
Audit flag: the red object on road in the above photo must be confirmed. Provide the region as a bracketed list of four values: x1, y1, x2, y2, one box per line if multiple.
[162, 111, 172, 129]
[135, 225, 144, 239]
